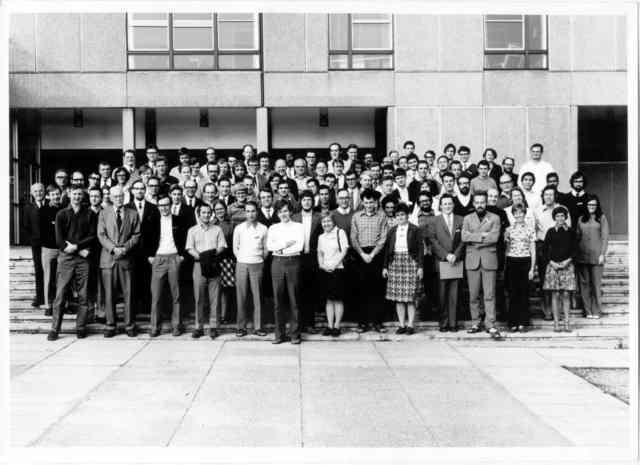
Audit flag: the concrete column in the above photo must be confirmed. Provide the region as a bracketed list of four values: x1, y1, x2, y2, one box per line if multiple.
[122, 108, 135, 151]
[256, 107, 269, 153]
[386, 106, 397, 154]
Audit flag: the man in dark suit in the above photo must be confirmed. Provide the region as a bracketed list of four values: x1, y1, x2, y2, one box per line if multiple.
[23, 183, 46, 308]
[454, 175, 475, 217]
[169, 185, 196, 229]
[292, 190, 323, 334]
[183, 179, 203, 210]
[128, 179, 160, 316]
[147, 195, 188, 337]
[458, 146, 477, 179]
[427, 194, 464, 332]
[40, 185, 63, 316]
[274, 158, 299, 200]
[97, 185, 141, 337]
[217, 177, 236, 208]
[155, 156, 180, 196]
[461, 191, 502, 340]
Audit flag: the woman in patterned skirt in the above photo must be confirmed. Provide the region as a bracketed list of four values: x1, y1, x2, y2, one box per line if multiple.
[542, 206, 576, 332]
[382, 203, 424, 335]
[213, 200, 236, 325]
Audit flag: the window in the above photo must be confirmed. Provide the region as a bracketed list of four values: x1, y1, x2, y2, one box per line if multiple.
[484, 15, 547, 69]
[127, 13, 260, 70]
[328, 14, 393, 70]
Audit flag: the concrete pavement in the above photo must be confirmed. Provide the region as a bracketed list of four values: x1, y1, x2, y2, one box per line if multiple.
[10, 335, 629, 448]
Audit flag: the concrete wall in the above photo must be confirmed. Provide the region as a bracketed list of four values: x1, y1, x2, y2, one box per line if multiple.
[271, 108, 375, 148]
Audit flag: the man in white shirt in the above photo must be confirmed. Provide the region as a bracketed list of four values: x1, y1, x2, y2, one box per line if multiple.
[234, 201, 269, 338]
[327, 142, 343, 175]
[343, 144, 359, 174]
[432, 172, 457, 215]
[186, 203, 227, 339]
[148, 196, 187, 337]
[199, 147, 217, 179]
[170, 149, 191, 179]
[293, 157, 311, 193]
[393, 168, 411, 206]
[518, 143, 554, 194]
[266, 200, 304, 344]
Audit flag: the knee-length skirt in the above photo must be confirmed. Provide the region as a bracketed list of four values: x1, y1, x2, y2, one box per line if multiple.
[542, 261, 576, 291]
[385, 252, 423, 303]
[321, 269, 346, 301]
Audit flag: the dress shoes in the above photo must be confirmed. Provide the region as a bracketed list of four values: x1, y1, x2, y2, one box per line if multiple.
[191, 328, 203, 339]
[77, 329, 87, 339]
[46, 331, 58, 341]
[406, 327, 415, 335]
[255, 329, 268, 337]
[208, 328, 218, 339]
[149, 329, 160, 338]
[235, 329, 247, 338]
[104, 328, 116, 338]
[172, 327, 183, 337]
[439, 327, 448, 332]
[126, 327, 138, 338]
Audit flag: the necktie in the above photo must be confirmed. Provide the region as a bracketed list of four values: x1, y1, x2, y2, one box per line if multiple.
[116, 207, 122, 230]
[447, 215, 453, 236]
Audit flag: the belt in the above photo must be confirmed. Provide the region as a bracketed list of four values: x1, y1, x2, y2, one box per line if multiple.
[156, 253, 178, 257]
[273, 254, 300, 259]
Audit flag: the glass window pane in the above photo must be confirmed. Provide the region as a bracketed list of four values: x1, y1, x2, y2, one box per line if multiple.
[329, 54, 349, 69]
[174, 54, 214, 69]
[173, 13, 213, 22]
[128, 54, 170, 69]
[329, 14, 349, 50]
[352, 13, 390, 22]
[486, 14, 523, 21]
[218, 21, 256, 49]
[526, 53, 547, 69]
[218, 54, 260, 69]
[525, 15, 546, 49]
[484, 53, 525, 69]
[218, 13, 255, 21]
[173, 27, 213, 50]
[485, 22, 523, 49]
[352, 54, 393, 69]
[352, 23, 391, 49]
[129, 26, 168, 50]
[130, 13, 168, 21]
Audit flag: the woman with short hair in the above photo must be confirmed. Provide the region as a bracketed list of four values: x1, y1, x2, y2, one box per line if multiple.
[382, 203, 424, 335]
[317, 214, 349, 337]
[213, 200, 236, 325]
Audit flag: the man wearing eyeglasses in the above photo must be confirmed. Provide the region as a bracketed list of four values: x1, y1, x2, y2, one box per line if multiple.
[98, 162, 113, 190]
[54, 169, 70, 207]
[148, 195, 187, 337]
[496, 174, 514, 210]
[344, 172, 361, 210]
[97, 185, 141, 338]
[128, 179, 160, 317]
[145, 176, 161, 205]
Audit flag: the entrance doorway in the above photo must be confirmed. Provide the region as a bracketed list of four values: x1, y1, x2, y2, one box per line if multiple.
[577, 106, 627, 238]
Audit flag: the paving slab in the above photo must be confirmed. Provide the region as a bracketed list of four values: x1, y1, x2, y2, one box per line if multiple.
[35, 339, 148, 367]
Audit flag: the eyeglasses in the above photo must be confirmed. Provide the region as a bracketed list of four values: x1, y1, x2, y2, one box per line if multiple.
[72, 178, 84, 182]
[148, 183, 159, 188]
[158, 203, 171, 207]
[56, 175, 67, 179]
[90, 176, 100, 180]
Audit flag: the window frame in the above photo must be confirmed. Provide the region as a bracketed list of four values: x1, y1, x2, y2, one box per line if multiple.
[483, 14, 548, 71]
[328, 13, 394, 71]
[127, 13, 262, 71]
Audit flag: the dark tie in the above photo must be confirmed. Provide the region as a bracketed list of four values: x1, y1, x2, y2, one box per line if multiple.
[116, 207, 122, 230]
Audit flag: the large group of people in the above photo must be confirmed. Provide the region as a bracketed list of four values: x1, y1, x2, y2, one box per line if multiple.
[22, 141, 611, 343]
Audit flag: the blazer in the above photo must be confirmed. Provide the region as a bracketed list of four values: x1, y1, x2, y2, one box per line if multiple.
[23, 202, 43, 246]
[488, 164, 503, 186]
[292, 211, 323, 254]
[462, 163, 478, 180]
[427, 214, 465, 263]
[461, 211, 501, 271]
[408, 179, 440, 203]
[173, 203, 197, 229]
[147, 214, 188, 257]
[383, 223, 424, 269]
[182, 196, 204, 210]
[128, 200, 160, 257]
[97, 205, 141, 269]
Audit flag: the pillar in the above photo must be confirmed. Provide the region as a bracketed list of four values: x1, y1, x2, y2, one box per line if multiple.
[386, 106, 397, 154]
[122, 108, 135, 151]
[256, 107, 269, 153]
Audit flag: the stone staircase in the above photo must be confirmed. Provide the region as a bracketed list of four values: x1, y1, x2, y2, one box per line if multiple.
[9, 242, 629, 344]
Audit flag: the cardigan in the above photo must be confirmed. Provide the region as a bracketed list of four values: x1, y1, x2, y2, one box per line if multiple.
[383, 223, 424, 268]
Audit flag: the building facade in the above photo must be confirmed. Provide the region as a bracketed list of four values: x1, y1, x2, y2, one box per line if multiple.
[9, 13, 628, 243]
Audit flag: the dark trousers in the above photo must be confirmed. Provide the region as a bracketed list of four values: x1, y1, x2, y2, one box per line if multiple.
[236, 262, 264, 330]
[271, 256, 301, 341]
[506, 256, 532, 326]
[354, 246, 384, 326]
[193, 262, 221, 330]
[102, 262, 135, 331]
[300, 253, 319, 328]
[132, 254, 152, 314]
[422, 255, 439, 318]
[51, 253, 89, 334]
[31, 244, 44, 305]
[577, 264, 603, 316]
[535, 240, 551, 318]
[150, 254, 181, 332]
[438, 278, 459, 329]
[88, 253, 104, 318]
